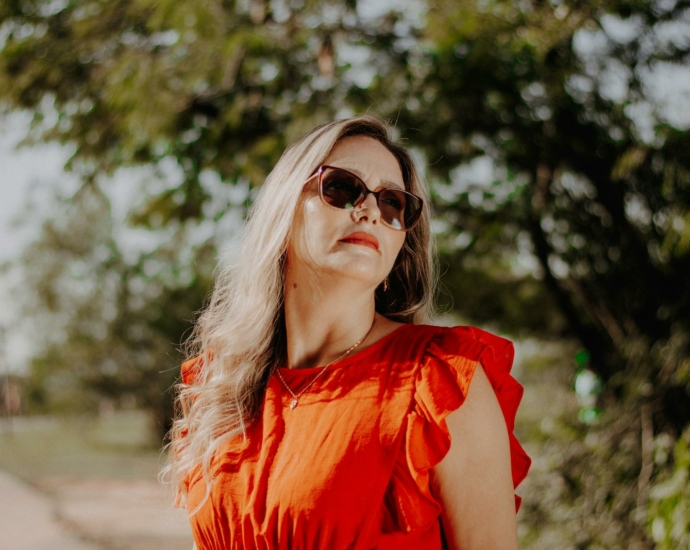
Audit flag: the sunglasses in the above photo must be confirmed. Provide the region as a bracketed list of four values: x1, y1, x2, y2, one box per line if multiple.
[307, 165, 424, 231]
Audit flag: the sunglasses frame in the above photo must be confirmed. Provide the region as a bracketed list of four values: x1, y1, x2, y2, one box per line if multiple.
[307, 165, 424, 232]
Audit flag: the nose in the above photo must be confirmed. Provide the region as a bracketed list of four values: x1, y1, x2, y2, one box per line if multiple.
[352, 191, 382, 225]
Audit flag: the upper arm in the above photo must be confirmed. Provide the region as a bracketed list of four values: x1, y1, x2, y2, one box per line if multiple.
[430, 363, 518, 550]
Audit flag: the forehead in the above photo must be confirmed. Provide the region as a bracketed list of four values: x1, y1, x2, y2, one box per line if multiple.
[323, 136, 405, 189]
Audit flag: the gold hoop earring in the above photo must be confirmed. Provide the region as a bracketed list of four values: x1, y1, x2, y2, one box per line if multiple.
[383, 277, 388, 292]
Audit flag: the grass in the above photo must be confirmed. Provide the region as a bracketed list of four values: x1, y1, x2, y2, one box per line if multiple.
[0, 410, 166, 485]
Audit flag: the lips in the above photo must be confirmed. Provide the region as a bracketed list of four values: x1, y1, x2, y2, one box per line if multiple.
[339, 231, 380, 251]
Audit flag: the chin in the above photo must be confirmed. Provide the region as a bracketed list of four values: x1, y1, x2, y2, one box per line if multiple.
[320, 259, 381, 285]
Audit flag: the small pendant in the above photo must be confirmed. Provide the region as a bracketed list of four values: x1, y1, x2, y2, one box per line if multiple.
[289, 399, 298, 410]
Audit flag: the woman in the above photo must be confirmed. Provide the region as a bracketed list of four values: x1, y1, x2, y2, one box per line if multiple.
[165, 116, 531, 549]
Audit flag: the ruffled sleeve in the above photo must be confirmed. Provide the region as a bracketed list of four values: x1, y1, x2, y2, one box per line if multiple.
[405, 325, 531, 515]
[181, 356, 204, 385]
[177, 355, 206, 435]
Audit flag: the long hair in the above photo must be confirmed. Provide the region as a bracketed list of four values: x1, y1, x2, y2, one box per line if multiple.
[163, 115, 438, 510]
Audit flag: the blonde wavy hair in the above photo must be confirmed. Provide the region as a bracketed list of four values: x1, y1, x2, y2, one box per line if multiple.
[163, 115, 438, 510]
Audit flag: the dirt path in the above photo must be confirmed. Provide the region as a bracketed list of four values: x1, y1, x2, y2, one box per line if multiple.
[0, 471, 97, 550]
[1, 471, 194, 550]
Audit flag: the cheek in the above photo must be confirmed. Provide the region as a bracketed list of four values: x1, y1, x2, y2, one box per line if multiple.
[289, 197, 337, 259]
[301, 197, 337, 241]
[302, 196, 329, 226]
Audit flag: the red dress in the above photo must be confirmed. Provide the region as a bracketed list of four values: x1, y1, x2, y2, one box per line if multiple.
[181, 324, 531, 549]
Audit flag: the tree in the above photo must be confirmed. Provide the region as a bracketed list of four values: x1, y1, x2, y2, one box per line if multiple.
[0, 0, 371, 436]
[364, 0, 690, 383]
[0, 0, 372, 194]
[0, 0, 425, 432]
[356, 0, 690, 545]
[18, 182, 215, 435]
[3, 0, 690, 545]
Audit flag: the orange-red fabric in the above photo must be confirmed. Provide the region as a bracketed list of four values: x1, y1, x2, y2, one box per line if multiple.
[182, 324, 531, 550]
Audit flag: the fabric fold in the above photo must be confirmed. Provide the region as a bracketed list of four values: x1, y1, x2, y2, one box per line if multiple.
[178, 324, 531, 548]
[404, 325, 531, 519]
[181, 355, 204, 385]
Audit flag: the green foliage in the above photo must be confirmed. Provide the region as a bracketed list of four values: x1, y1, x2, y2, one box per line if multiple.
[17, 182, 214, 435]
[2, 0, 690, 546]
[0, 0, 365, 192]
[515, 341, 650, 548]
[387, 0, 690, 383]
[437, 250, 566, 335]
[648, 424, 690, 548]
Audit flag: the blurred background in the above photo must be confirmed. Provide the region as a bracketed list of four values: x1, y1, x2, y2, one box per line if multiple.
[1, 0, 689, 548]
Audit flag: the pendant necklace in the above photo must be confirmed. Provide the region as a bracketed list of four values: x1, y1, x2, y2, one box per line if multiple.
[275, 317, 376, 410]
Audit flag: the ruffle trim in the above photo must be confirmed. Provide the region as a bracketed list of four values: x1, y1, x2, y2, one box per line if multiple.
[402, 325, 531, 527]
[181, 355, 205, 385]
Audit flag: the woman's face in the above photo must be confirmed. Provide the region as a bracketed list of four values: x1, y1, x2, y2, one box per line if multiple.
[287, 135, 407, 288]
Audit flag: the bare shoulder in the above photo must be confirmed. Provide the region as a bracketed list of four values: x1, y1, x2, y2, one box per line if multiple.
[430, 364, 519, 549]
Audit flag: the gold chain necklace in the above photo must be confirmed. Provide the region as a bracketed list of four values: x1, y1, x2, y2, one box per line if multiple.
[276, 317, 376, 410]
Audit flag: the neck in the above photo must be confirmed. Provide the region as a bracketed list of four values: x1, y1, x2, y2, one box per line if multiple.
[283, 266, 377, 370]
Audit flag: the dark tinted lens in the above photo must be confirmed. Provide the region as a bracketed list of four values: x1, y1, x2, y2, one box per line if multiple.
[378, 189, 407, 230]
[320, 168, 365, 210]
[380, 189, 422, 230]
